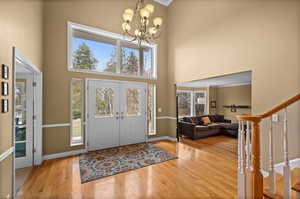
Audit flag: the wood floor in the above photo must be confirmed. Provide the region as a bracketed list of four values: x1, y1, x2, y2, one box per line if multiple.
[17, 136, 238, 199]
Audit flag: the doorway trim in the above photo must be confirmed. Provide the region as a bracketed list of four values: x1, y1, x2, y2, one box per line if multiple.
[85, 78, 148, 151]
[13, 47, 43, 167]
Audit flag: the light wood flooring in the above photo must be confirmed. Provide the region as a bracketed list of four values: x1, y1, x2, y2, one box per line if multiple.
[17, 136, 238, 199]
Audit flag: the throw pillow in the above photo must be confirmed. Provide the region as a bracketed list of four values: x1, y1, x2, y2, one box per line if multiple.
[201, 117, 211, 125]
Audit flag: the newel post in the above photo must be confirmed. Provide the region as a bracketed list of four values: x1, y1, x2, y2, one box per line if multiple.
[247, 118, 263, 199]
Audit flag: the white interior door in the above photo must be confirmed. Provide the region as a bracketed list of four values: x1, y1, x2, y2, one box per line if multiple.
[87, 79, 147, 151]
[87, 80, 120, 151]
[15, 73, 33, 169]
[119, 83, 147, 146]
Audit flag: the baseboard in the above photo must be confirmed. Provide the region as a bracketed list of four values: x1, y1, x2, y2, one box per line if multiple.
[148, 136, 177, 142]
[43, 149, 87, 161]
[261, 157, 300, 177]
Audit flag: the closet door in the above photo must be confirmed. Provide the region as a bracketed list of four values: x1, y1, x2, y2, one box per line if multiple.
[119, 82, 147, 146]
[87, 80, 120, 151]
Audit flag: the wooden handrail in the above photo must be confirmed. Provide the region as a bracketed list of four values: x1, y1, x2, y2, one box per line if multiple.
[237, 93, 300, 121]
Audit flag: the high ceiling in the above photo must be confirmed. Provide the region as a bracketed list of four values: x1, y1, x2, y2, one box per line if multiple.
[177, 71, 252, 88]
[153, 0, 173, 6]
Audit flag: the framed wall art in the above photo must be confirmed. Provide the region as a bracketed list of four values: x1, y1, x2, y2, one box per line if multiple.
[1, 99, 8, 113]
[1, 82, 9, 96]
[2, 64, 9, 80]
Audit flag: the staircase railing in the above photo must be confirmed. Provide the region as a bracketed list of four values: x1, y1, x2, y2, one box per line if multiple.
[236, 93, 300, 199]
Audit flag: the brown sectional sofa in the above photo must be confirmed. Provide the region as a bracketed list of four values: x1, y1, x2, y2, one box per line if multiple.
[178, 115, 238, 140]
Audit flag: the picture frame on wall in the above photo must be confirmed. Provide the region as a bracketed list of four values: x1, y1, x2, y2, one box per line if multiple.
[1, 82, 9, 96]
[2, 64, 9, 80]
[1, 99, 8, 113]
[211, 101, 216, 108]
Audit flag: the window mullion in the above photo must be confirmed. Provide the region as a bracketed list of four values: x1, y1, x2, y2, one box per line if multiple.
[116, 40, 121, 74]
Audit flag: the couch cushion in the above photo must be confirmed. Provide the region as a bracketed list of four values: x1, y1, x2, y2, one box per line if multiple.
[201, 117, 211, 125]
[207, 123, 222, 129]
[195, 125, 210, 131]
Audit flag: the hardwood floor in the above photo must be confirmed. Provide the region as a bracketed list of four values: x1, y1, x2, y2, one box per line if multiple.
[17, 136, 238, 199]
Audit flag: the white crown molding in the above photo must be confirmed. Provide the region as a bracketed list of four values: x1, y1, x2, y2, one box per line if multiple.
[153, 0, 173, 6]
[216, 82, 252, 88]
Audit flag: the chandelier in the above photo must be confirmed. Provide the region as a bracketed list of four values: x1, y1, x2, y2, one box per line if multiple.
[122, 0, 163, 46]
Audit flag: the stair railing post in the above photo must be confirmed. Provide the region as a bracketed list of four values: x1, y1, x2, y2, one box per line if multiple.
[246, 121, 251, 170]
[247, 118, 263, 199]
[237, 120, 246, 199]
[268, 117, 276, 195]
[283, 108, 291, 199]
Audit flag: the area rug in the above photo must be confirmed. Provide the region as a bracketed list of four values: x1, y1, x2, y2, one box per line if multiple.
[79, 143, 177, 183]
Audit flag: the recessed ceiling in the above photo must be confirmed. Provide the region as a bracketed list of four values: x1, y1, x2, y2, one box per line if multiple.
[177, 71, 252, 88]
[153, 0, 173, 6]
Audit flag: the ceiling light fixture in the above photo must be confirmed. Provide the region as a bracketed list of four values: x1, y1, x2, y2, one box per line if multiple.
[122, 0, 163, 46]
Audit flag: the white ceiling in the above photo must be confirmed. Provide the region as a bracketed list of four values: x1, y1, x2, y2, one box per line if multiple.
[153, 0, 173, 6]
[177, 71, 252, 88]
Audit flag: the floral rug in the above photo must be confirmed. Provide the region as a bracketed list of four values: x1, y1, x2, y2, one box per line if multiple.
[79, 143, 177, 183]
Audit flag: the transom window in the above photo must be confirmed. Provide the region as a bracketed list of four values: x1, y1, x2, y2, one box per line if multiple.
[68, 22, 157, 79]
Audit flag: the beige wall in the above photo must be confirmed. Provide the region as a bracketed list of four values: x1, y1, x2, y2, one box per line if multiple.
[43, 0, 169, 155]
[216, 84, 252, 122]
[168, 0, 300, 168]
[0, 0, 43, 197]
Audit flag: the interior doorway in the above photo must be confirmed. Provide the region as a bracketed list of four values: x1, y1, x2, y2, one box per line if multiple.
[86, 79, 147, 151]
[13, 48, 43, 194]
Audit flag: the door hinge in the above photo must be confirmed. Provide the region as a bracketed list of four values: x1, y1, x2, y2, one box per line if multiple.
[33, 115, 37, 120]
[87, 141, 89, 146]
[33, 82, 37, 87]
[33, 148, 36, 153]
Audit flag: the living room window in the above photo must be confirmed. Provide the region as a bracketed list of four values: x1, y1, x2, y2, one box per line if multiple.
[68, 22, 157, 79]
[177, 90, 207, 117]
[70, 78, 84, 146]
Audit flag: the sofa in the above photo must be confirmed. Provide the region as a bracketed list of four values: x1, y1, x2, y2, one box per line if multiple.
[178, 115, 238, 140]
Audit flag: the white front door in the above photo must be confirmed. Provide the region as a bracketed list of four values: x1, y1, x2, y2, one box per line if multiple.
[87, 80, 120, 151]
[87, 79, 147, 151]
[119, 83, 147, 146]
[14, 74, 34, 169]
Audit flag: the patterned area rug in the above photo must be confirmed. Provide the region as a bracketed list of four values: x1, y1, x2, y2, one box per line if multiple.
[79, 143, 177, 183]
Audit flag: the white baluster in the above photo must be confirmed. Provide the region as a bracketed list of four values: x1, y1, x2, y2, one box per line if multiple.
[246, 121, 251, 170]
[283, 108, 291, 199]
[237, 120, 246, 199]
[268, 117, 276, 194]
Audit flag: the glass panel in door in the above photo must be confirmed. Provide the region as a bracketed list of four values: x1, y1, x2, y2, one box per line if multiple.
[126, 88, 141, 116]
[15, 81, 27, 158]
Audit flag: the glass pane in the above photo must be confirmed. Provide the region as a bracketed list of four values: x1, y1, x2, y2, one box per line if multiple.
[126, 88, 141, 116]
[71, 79, 83, 145]
[194, 92, 206, 116]
[143, 48, 153, 78]
[15, 127, 26, 142]
[72, 37, 117, 73]
[15, 142, 26, 158]
[178, 92, 191, 117]
[15, 81, 26, 125]
[147, 84, 156, 135]
[95, 88, 114, 117]
[121, 47, 140, 75]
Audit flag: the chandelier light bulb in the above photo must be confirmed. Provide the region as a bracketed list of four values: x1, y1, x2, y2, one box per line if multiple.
[148, 27, 157, 35]
[153, 17, 163, 27]
[124, 8, 134, 16]
[140, 8, 150, 19]
[122, 22, 131, 32]
[135, 29, 142, 37]
[145, 4, 154, 13]
[123, 13, 133, 22]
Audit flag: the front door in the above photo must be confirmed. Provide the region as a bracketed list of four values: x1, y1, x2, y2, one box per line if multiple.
[87, 80, 120, 151]
[87, 79, 147, 151]
[14, 74, 33, 168]
[119, 82, 147, 146]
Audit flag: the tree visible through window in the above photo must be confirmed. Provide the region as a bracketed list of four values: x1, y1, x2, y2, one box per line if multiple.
[178, 92, 192, 117]
[69, 23, 156, 79]
[126, 88, 141, 116]
[71, 79, 84, 146]
[95, 88, 114, 117]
